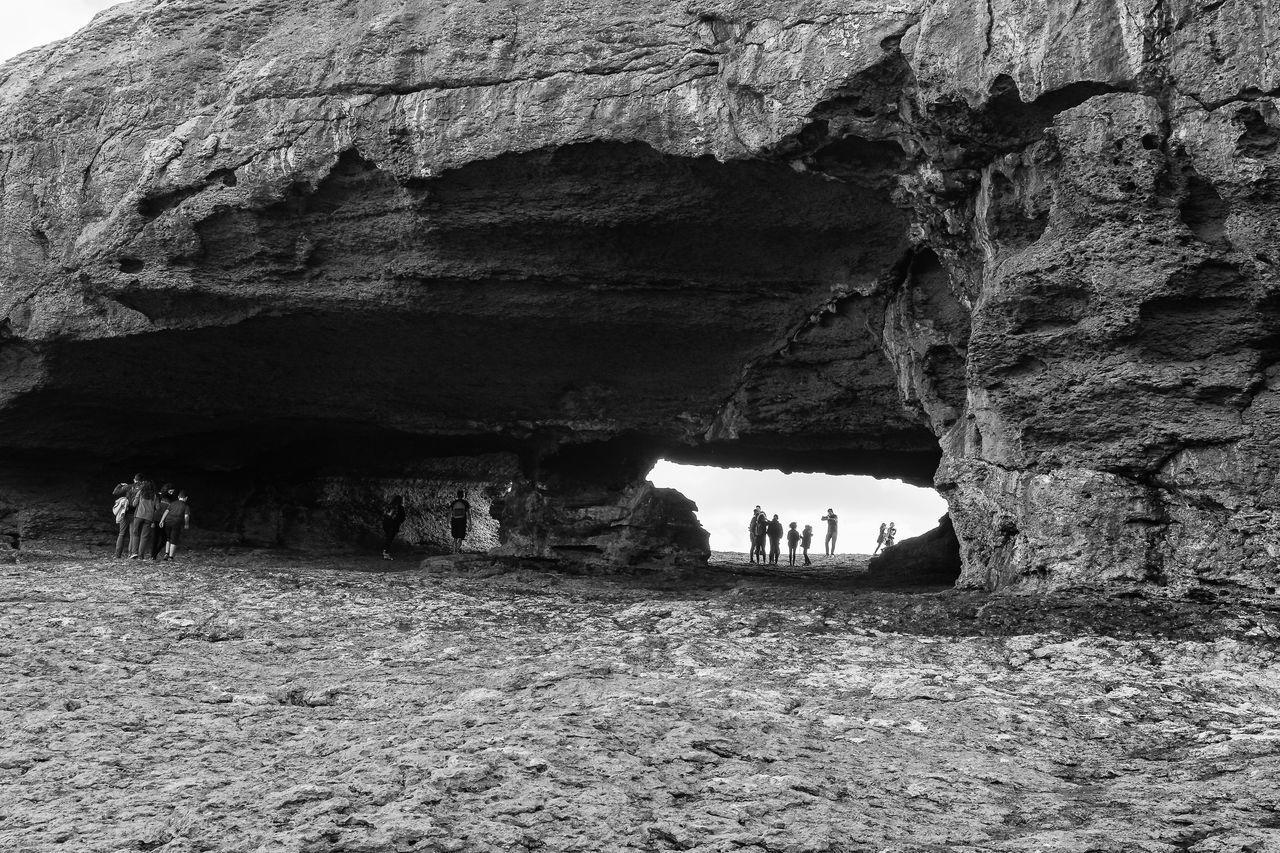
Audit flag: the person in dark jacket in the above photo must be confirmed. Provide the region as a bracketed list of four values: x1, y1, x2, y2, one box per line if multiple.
[151, 483, 174, 560]
[786, 522, 800, 566]
[448, 490, 471, 554]
[752, 511, 768, 563]
[800, 524, 814, 565]
[748, 507, 762, 563]
[128, 480, 159, 559]
[159, 491, 191, 561]
[766, 514, 784, 565]
[382, 495, 406, 560]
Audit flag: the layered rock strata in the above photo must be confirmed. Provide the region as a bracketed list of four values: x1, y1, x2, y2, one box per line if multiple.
[1, 0, 1278, 591]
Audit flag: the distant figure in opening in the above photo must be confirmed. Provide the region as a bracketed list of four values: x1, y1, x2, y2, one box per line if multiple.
[885, 522, 897, 549]
[801, 524, 814, 565]
[821, 508, 838, 555]
[786, 522, 800, 566]
[873, 522, 887, 556]
[767, 514, 784, 565]
[151, 483, 174, 560]
[129, 480, 160, 559]
[752, 510, 768, 564]
[449, 490, 472, 554]
[382, 495, 406, 560]
[158, 491, 191, 561]
[112, 474, 142, 558]
[748, 506, 762, 563]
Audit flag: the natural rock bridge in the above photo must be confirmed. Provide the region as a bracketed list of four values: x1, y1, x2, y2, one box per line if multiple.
[2, 0, 1278, 595]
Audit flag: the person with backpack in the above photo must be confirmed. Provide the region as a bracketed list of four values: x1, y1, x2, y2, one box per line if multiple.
[111, 475, 140, 558]
[786, 521, 801, 566]
[158, 491, 191, 561]
[800, 524, 814, 565]
[448, 490, 472, 554]
[766, 514, 784, 565]
[382, 495, 406, 560]
[128, 480, 160, 559]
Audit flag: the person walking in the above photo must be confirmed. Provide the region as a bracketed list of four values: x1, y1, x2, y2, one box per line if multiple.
[382, 495, 406, 560]
[128, 480, 160, 559]
[873, 522, 887, 556]
[766, 514, 784, 565]
[821, 508, 839, 555]
[786, 522, 800, 566]
[158, 491, 191, 561]
[800, 524, 814, 565]
[448, 490, 472, 554]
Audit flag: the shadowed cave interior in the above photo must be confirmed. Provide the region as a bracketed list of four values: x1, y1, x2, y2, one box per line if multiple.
[2, 141, 963, 578]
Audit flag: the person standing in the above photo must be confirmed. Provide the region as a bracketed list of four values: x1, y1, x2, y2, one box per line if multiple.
[821, 508, 839, 556]
[151, 483, 174, 560]
[786, 522, 800, 566]
[748, 506, 762, 562]
[766, 514, 784, 565]
[448, 490, 472, 554]
[382, 495, 406, 560]
[752, 511, 768, 564]
[111, 475, 141, 558]
[873, 522, 887, 556]
[128, 480, 160, 559]
[800, 524, 814, 565]
[885, 522, 897, 548]
[158, 491, 191, 561]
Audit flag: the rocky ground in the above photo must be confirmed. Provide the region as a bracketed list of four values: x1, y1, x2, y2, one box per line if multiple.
[2, 547, 1279, 853]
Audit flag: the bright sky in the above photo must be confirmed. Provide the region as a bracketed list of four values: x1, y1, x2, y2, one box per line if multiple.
[1, 1, 126, 64]
[648, 460, 948, 555]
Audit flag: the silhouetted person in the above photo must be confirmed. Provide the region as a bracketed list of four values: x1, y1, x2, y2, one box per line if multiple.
[748, 507, 762, 563]
[786, 522, 800, 566]
[129, 480, 159, 559]
[873, 522, 887, 556]
[382, 495, 406, 560]
[752, 510, 768, 563]
[821, 508, 838, 555]
[885, 522, 897, 548]
[800, 524, 813, 565]
[449, 490, 472, 554]
[767, 514, 783, 565]
[158, 491, 190, 561]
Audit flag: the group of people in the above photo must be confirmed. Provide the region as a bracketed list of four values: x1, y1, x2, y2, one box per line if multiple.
[747, 506, 840, 566]
[380, 490, 472, 559]
[873, 522, 898, 555]
[112, 474, 191, 561]
[747, 507, 900, 565]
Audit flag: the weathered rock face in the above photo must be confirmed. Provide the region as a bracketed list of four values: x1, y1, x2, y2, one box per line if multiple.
[1, 0, 1278, 592]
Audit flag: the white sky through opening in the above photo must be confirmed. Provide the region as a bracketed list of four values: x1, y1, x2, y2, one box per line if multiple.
[648, 460, 948, 555]
[1, 1, 126, 64]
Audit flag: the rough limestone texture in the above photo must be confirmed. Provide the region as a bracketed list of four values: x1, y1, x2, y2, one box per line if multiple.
[3, 555, 1280, 852]
[2, 0, 1280, 591]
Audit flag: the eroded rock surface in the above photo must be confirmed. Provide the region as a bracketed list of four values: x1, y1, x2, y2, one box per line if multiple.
[2, 555, 1279, 852]
[2, 0, 1280, 590]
